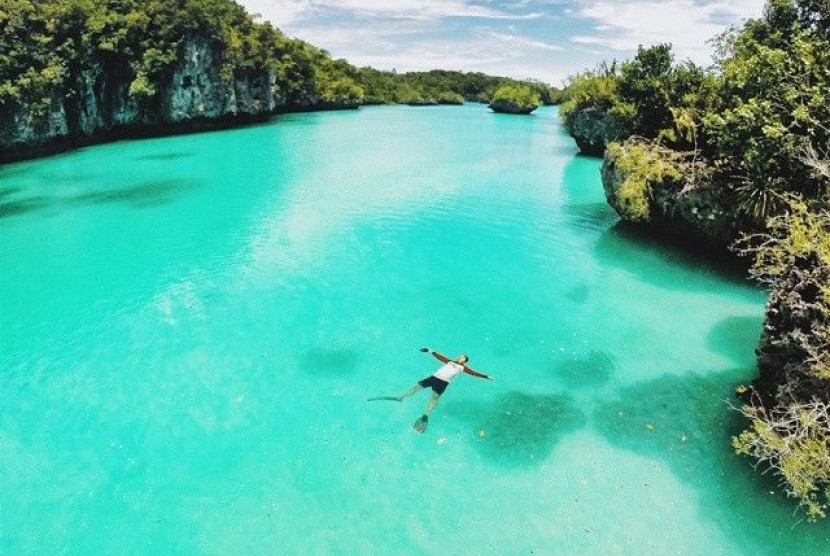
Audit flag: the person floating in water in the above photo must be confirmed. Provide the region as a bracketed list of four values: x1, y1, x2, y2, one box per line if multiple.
[369, 347, 494, 433]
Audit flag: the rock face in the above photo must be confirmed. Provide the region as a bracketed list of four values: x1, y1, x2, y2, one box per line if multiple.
[601, 142, 738, 248]
[488, 99, 537, 115]
[166, 39, 278, 122]
[755, 252, 830, 406]
[565, 106, 627, 156]
[0, 37, 281, 162]
[405, 98, 440, 106]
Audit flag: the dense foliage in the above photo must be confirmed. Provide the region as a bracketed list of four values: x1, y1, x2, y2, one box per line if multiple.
[0, 0, 557, 153]
[0, 0, 367, 114]
[703, 0, 830, 221]
[605, 140, 682, 222]
[356, 68, 555, 106]
[561, 0, 830, 519]
[558, 62, 619, 120]
[560, 0, 830, 223]
[560, 45, 710, 151]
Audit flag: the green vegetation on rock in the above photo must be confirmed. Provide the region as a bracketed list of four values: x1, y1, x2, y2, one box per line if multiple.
[0, 0, 371, 158]
[563, 0, 830, 520]
[559, 46, 710, 152]
[559, 62, 619, 121]
[733, 400, 830, 520]
[0, 0, 359, 110]
[560, 0, 830, 226]
[733, 203, 830, 519]
[355, 68, 555, 107]
[605, 140, 682, 222]
[0, 0, 555, 159]
[488, 83, 541, 114]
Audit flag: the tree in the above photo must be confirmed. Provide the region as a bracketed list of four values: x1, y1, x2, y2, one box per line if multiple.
[616, 44, 675, 138]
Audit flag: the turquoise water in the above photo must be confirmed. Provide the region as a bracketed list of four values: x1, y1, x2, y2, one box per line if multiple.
[1, 104, 827, 554]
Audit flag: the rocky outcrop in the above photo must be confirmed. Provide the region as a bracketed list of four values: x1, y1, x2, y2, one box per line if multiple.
[3, 99, 70, 150]
[405, 98, 440, 106]
[166, 39, 278, 122]
[488, 99, 537, 114]
[0, 38, 281, 162]
[601, 140, 738, 249]
[316, 99, 361, 110]
[754, 252, 830, 406]
[565, 106, 627, 156]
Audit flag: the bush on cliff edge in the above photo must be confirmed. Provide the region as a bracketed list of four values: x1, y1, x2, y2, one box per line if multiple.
[734, 203, 830, 520]
[605, 140, 683, 222]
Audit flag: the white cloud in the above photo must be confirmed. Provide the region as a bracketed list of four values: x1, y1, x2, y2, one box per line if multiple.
[322, 0, 542, 20]
[282, 22, 434, 56]
[488, 31, 563, 52]
[239, 2, 566, 79]
[571, 0, 766, 64]
[338, 38, 510, 74]
[240, 0, 311, 26]
[239, 0, 542, 26]
[233, 0, 767, 84]
[330, 32, 562, 81]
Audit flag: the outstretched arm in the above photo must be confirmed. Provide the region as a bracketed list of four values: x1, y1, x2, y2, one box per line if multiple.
[463, 366, 494, 380]
[421, 347, 450, 364]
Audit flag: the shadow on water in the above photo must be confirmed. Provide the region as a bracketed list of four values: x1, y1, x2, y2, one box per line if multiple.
[553, 350, 615, 389]
[0, 187, 49, 217]
[0, 165, 33, 179]
[134, 151, 195, 162]
[559, 154, 604, 205]
[566, 284, 590, 304]
[707, 316, 764, 364]
[0, 178, 201, 218]
[594, 221, 758, 292]
[449, 391, 586, 467]
[0, 187, 22, 201]
[592, 369, 830, 554]
[301, 348, 359, 376]
[73, 179, 200, 207]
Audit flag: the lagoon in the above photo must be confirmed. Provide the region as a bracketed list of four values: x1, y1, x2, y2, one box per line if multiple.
[1, 104, 827, 554]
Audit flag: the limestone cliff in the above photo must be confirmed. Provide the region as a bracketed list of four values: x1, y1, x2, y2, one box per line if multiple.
[166, 40, 278, 122]
[564, 106, 627, 156]
[0, 38, 281, 162]
[600, 139, 739, 249]
[754, 252, 830, 406]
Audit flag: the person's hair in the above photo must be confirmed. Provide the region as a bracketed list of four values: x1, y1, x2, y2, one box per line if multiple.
[460, 354, 469, 361]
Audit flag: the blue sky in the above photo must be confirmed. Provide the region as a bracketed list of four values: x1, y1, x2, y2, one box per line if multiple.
[236, 0, 766, 85]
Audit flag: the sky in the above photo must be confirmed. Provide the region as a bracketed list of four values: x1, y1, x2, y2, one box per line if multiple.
[235, 0, 767, 85]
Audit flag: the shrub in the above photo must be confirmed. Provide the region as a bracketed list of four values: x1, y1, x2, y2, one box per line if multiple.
[606, 140, 682, 222]
[559, 70, 619, 121]
[734, 200, 830, 520]
[734, 401, 830, 520]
